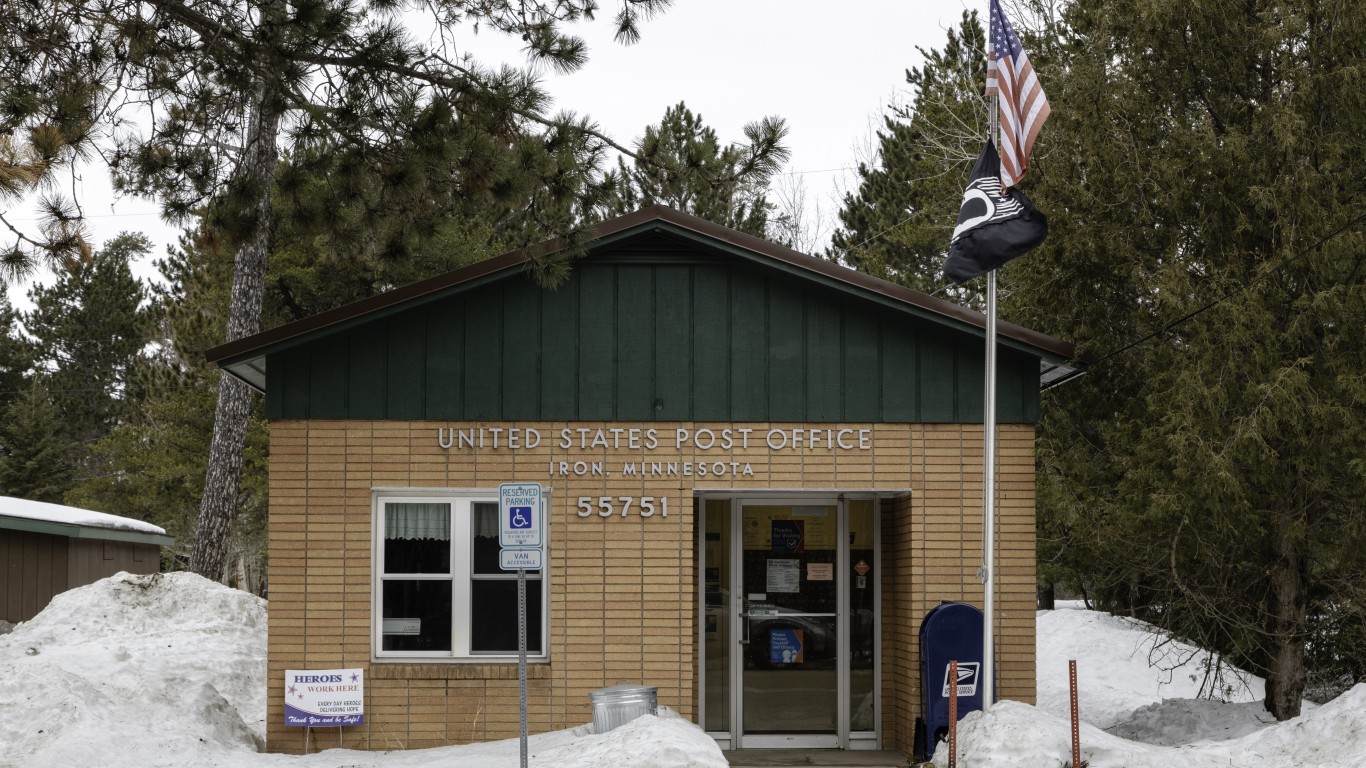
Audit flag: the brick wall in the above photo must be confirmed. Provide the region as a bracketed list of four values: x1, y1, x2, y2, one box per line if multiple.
[265, 420, 1036, 754]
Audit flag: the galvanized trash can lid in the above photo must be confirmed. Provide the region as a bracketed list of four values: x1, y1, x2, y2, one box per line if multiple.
[589, 684, 658, 702]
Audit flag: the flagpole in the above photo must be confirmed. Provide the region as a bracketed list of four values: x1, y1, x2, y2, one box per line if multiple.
[982, 269, 997, 711]
[982, 90, 1000, 712]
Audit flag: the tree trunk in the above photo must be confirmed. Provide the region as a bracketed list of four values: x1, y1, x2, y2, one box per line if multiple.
[188, 95, 280, 581]
[1263, 510, 1310, 720]
[1037, 582, 1056, 610]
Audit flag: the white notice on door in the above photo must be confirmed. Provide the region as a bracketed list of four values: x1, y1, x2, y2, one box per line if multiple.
[767, 559, 800, 593]
[807, 562, 834, 581]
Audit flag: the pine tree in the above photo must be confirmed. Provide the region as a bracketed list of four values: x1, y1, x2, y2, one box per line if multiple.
[0, 294, 33, 405]
[70, 232, 267, 578]
[23, 234, 153, 459]
[0, 0, 684, 580]
[832, 0, 1366, 718]
[1011, 0, 1366, 719]
[0, 379, 70, 502]
[605, 102, 789, 237]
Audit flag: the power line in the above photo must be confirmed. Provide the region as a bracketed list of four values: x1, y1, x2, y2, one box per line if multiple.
[1084, 211, 1366, 371]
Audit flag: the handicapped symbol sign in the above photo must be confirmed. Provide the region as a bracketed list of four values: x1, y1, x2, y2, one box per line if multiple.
[509, 506, 532, 529]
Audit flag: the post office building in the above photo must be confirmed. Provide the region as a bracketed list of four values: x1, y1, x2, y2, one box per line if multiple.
[207, 206, 1080, 756]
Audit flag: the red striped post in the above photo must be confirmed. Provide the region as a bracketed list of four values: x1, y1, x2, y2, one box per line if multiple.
[1069, 660, 1081, 767]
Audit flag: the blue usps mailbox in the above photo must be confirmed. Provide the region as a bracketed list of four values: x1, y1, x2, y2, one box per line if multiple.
[916, 602, 985, 761]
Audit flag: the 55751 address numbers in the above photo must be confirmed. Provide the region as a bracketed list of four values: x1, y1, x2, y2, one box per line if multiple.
[576, 496, 670, 518]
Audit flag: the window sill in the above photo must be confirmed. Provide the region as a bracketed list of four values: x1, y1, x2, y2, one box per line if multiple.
[369, 663, 551, 680]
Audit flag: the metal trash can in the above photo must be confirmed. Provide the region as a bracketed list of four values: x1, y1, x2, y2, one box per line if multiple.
[589, 684, 658, 733]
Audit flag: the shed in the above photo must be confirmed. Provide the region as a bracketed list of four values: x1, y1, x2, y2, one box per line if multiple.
[0, 496, 174, 625]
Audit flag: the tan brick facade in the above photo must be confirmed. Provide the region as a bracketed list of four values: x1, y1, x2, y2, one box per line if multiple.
[265, 420, 1036, 755]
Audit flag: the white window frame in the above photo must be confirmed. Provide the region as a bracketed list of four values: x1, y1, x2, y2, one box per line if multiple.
[371, 488, 548, 662]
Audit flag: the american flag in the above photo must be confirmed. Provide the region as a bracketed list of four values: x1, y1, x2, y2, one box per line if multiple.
[986, 0, 1049, 189]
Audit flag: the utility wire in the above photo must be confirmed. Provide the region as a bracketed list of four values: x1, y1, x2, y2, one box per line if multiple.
[1083, 210, 1366, 371]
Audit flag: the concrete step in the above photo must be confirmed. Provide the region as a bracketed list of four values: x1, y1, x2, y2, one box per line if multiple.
[723, 749, 913, 768]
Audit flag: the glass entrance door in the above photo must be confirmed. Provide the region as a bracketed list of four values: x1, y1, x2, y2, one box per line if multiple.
[701, 496, 879, 750]
[738, 501, 840, 748]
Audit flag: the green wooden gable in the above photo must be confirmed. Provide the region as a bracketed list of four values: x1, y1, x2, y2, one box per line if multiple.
[211, 207, 1080, 425]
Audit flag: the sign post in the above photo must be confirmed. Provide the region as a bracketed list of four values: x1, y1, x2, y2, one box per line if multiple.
[500, 483, 543, 768]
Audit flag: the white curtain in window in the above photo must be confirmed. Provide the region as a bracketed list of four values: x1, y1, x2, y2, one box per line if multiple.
[471, 502, 499, 538]
[385, 503, 450, 541]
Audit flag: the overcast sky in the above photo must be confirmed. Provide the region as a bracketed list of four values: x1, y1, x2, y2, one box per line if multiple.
[489, 0, 970, 245]
[6, 0, 972, 305]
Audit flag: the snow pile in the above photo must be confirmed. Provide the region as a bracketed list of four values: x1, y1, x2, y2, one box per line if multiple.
[0, 571, 725, 768]
[936, 686, 1366, 768]
[1107, 698, 1277, 745]
[1036, 607, 1264, 730]
[0, 495, 167, 534]
[0, 572, 266, 767]
[5, 572, 1366, 768]
[924, 602, 1364, 767]
[531, 713, 727, 768]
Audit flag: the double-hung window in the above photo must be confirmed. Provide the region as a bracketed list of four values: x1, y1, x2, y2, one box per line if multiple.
[374, 492, 545, 660]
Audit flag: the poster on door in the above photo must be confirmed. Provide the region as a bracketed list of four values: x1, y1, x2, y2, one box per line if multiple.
[767, 558, 800, 593]
[770, 519, 805, 553]
[770, 628, 805, 664]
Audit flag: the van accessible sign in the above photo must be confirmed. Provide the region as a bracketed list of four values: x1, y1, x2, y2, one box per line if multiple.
[285, 668, 364, 726]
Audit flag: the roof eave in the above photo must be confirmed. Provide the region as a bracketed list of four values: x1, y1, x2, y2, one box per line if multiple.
[207, 205, 1085, 391]
[0, 514, 175, 547]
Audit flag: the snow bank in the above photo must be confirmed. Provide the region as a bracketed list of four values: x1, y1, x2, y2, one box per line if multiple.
[938, 685, 1366, 768]
[0, 571, 725, 768]
[530, 712, 727, 768]
[7, 571, 1359, 768]
[0, 496, 166, 535]
[1037, 607, 1264, 730]
[0, 572, 267, 767]
[1107, 698, 1276, 745]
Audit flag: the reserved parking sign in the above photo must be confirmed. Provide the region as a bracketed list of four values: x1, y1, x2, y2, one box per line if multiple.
[499, 483, 543, 548]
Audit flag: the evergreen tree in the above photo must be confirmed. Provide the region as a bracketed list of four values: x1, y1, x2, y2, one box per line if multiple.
[0, 294, 33, 405]
[70, 233, 268, 581]
[833, 0, 1366, 719]
[0, 293, 53, 499]
[830, 11, 988, 292]
[0, 0, 685, 580]
[0, 235, 153, 502]
[23, 234, 153, 458]
[1012, 0, 1366, 719]
[0, 378, 69, 502]
[605, 102, 789, 237]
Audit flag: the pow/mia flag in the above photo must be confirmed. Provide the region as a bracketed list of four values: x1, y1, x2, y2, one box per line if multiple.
[943, 140, 1047, 283]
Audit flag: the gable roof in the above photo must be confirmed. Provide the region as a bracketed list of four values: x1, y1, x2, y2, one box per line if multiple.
[207, 205, 1083, 392]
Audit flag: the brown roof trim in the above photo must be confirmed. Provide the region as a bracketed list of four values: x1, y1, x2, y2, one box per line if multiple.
[206, 204, 1077, 365]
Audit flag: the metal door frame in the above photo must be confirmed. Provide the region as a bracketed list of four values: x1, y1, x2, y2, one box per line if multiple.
[733, 497, 843, 749]
[698, 492, 881, 751]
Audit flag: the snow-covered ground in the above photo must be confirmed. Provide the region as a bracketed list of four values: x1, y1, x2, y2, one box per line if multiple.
[941, 603, 1363, 767]
[0, 572, 725, 768]
[2, 574, 1364, 768]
